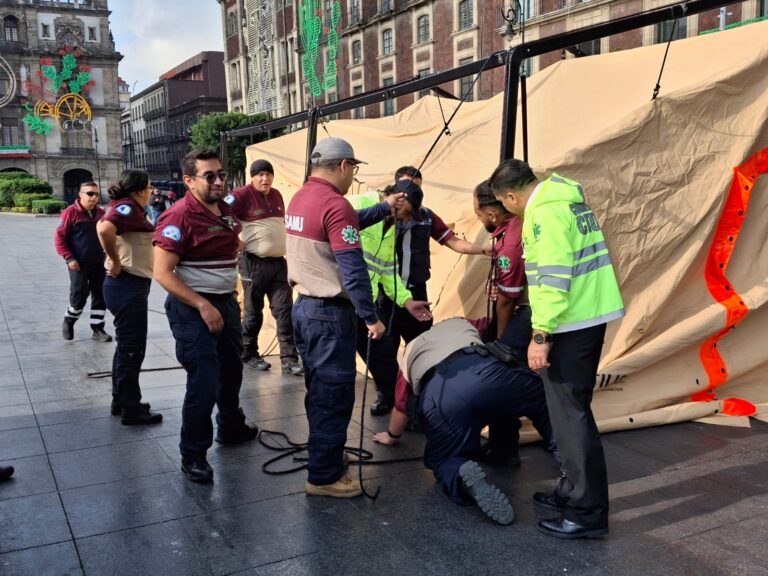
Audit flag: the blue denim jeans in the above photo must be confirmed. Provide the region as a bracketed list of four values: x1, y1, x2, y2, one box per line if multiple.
[292, 296, 357, 486]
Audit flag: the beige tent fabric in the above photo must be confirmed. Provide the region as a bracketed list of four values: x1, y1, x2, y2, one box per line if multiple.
[245, 21, 768, 431]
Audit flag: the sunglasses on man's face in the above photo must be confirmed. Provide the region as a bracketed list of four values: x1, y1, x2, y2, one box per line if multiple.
[83, 192, 99, 197]
[193, 171, 228, 185]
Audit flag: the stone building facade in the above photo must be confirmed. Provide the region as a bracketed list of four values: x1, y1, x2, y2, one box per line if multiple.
[216, 0, 767, 122]
[125, 51, 227, 182]
[0, 0, 123, 202]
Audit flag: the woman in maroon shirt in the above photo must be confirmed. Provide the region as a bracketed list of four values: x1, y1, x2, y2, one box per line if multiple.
[97, 170, 163, 425]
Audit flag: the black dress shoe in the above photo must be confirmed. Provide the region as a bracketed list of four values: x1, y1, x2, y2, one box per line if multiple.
[111, 400, 151, 416]
[0, 465, 14, 482]
[181, 458, 214, 483]
[478, 447, 521, 468]
[537, 517, 608, 539]
[215, 423, 259, 445]
[62, 319, 74, 340]
[533, 491, 567, 513]
[121, 409, 163, 426]
[369, 398, 392, 416]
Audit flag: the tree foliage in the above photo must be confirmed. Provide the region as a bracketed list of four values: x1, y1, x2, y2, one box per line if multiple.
[189, 112, 273, 185]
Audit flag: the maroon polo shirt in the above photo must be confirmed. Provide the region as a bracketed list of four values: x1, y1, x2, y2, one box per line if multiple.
[154, 192, 242, 294]
[101, 197, 154, 234]
[492, 214, 525, 300]
[225, 184, 284, 221]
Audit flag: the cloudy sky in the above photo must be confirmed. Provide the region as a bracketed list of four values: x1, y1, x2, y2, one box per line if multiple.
[110, 0, 224, 94]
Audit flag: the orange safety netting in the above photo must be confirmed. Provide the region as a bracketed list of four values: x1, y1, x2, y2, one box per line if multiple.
[692, 147, 768, 415]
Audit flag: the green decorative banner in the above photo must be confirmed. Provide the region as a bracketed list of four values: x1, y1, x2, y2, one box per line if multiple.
[299, 0, 341, 98]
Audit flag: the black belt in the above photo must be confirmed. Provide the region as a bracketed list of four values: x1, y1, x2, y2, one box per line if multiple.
[197, 291, 236, 301]
[298, 295, 354, 308]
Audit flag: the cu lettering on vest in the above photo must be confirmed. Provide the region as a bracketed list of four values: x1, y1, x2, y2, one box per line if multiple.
[570, 203, 601, 235]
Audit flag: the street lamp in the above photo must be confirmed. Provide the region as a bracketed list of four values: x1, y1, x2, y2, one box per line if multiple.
[92, 124, 102, 203]
[500, 0, 524, 43]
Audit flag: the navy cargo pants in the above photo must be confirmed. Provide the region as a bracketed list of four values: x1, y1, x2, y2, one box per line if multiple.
[166, 293, 247, 459]
[293, 295, 357, 486]
[419, 349, 553, 503]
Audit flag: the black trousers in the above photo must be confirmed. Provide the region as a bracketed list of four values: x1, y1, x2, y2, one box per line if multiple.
[238, 254, 298, 361]
[66, 263, 107, 330]
[378, 283, 433, 347]
[103, 273, 150, 415]
[355, 317, 398, 405]
[542, 323, 608, 528]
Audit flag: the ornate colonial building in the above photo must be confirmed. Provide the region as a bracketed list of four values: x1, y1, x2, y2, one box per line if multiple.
[217, 0, 767, 121]
[0, 0, 123, 202]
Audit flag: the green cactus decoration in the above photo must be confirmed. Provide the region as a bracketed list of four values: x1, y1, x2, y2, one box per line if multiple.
[299, 0, 341, 98]
[21, 103, 52, 135]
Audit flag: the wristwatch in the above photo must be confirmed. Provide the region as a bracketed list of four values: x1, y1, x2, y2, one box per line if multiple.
[532, 331, 553, 345]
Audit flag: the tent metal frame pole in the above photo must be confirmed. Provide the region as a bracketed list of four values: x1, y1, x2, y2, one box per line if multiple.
[223, 0, 741, 171]
[304, 107, 320, 183]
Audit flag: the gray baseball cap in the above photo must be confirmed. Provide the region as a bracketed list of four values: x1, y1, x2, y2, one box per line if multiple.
[310, 137, 368, 165]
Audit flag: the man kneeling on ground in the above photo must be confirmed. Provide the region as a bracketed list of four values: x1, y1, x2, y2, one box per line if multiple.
[374, 317, 557, 525]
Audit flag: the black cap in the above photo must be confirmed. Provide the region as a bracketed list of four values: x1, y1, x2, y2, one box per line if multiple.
[250, 159, 274, 177]
[394, 179, 424, 213]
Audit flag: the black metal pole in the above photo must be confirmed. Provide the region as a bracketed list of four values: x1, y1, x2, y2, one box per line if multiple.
[499, 49, 522, 161]
[520, 73, 528, 163]
[219, 131, 229, 188]
[304, 107, 319, 183]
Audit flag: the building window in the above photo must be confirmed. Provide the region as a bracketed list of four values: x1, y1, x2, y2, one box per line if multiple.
[227, 12, 237, 37]
[459, 57, 474, 101]
[381, 0, 393, 12]
[1, 119, 19, 146]
[327, 91, 339, 120]
[3, 16, 19, 42]
[353, 85, 364, 119]
[324, 0, 333, 23]
[762, 0, 767, 17]
[458, 0, 473, 30]
[88, 27, 96, 41]
[382, 29, 393, 55]
[417, 15, 430, 44]
[575, 39, 600, 56]
[417, 68, 431, 98]
[350, 0, 361, 25]
[351, 40, 362, 64]
[41, 24, 51, 38]
[383, 77, 394, 116]
[656, 18, 687, 43]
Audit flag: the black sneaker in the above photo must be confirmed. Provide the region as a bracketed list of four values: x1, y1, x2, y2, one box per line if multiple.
[243, 356, 270, 370]
[281, 361, 304, 375]
[369, 398, 392, 416]
[0, 465, 14, 482]
[62, 319, 74, 340]
[111, 400, 151, 416]
[215, 423, 259, 445]
[181, 458, 213, 483]
[458, 460, 515, 525]
[121, 408, 163, 426]
[92, 328, 113, 342]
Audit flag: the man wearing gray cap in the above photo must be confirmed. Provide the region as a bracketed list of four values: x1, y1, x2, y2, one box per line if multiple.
[286, 137, 386, 497]
[225, 159, 303, 375]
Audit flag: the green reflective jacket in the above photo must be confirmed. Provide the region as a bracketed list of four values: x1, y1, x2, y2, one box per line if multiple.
[523, 174, 624, 334]
[347, 191, 412, 306]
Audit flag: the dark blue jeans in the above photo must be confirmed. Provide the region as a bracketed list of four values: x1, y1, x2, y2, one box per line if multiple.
[419, 351, 552, 503]
[103, 272, 151, 415]
[166, 294, 246, 459]
[292, 296, 357, 486]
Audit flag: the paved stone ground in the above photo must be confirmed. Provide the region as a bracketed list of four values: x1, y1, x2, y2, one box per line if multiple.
[1, 213, 768, 576]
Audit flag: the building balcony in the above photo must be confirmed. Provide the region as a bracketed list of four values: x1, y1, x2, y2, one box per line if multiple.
[143, 108, 165, 121]
[59, 147, 96, 156]
[0, 40, 25, 54]
[146, 164, 169, 173]
[0, 145, 32, 159]
[146, 136, 168, 147]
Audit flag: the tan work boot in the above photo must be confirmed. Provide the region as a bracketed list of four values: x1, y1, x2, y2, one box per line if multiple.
[305, 473, 362, 498]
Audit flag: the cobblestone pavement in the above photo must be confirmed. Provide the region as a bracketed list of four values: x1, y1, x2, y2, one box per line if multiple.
[1, 214, 767, 576]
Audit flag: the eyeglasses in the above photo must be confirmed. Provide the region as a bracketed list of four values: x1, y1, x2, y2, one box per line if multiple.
[83, 192, 99, 197]
[345, 160, 360, 176]
[193, 171, 228, 185]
